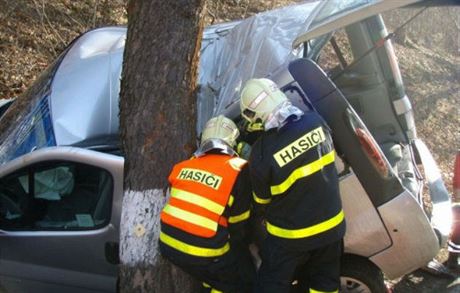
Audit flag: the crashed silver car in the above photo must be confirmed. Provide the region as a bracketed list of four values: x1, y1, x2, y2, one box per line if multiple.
[0, 0, 454, 292]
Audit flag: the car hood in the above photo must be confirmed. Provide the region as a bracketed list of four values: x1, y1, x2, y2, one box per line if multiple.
[51, 27, 125, 146]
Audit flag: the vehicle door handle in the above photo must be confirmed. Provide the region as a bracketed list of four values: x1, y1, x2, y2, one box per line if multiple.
[105, 242, 120, 265]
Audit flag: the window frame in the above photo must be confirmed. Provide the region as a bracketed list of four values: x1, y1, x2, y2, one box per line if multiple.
[0, 160, 114, 232]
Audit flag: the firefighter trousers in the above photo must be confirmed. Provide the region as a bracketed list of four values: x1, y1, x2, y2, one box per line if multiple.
[256, 239, 342, 293]
[161, 243, 255, 293]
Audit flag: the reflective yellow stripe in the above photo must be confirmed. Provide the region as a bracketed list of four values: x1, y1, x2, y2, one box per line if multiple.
[171, 188, 225, 214]
[202, 283, 211, 288]
[310, 289, 338, 293]
[160, 232, 230, 257]
[202, 282, 223, 293]
[228, 210, 251, 224]
[267, 210, 344, 239]
[163, 204, 217, 231]
[270, 151, 335, 195]
[253, 192, 271, 204]
[236, 142, 243, 155]
[228, 195, 234, 207]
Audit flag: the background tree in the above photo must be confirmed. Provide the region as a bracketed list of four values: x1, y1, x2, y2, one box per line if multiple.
[118, 1, 205, 291]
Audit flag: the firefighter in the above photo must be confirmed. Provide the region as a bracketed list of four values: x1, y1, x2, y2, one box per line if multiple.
[240, 78, 346, 293]
[159, 115, 255, 293]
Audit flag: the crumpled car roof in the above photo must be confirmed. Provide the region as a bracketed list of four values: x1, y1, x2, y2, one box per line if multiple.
[0, 0, 422, 164]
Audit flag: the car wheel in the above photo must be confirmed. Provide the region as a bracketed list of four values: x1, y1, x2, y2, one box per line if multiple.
[341, 255, 386, 293]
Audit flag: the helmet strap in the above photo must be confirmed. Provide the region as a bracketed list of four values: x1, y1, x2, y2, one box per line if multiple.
[246, 119, 264, 132]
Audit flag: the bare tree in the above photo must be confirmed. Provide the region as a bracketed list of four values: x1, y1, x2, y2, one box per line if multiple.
[118, 1, 205, 291]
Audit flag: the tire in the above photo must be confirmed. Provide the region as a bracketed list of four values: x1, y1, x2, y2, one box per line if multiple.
[341, 255, 387, 293]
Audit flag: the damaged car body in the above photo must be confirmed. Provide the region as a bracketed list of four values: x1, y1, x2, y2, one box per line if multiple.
[0, 0, 455, 292]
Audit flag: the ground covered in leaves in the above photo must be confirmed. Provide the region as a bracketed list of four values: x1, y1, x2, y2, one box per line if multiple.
[0, 0, 458, 292]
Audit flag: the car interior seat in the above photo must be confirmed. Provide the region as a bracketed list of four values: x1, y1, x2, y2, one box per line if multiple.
[93, 171, 112, 226]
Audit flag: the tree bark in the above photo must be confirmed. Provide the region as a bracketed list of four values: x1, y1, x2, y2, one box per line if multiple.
[119, 1, 205, 292]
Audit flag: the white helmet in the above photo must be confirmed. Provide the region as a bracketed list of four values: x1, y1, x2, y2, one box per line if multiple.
[240, 78, 287, 129]
[195, 115, 239, 157]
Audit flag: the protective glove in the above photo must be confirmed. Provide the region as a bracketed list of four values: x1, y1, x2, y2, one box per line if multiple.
[236, 141, 252, 160]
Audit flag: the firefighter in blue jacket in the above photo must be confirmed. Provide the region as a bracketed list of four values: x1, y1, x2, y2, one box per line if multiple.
[239, 78, 346, 293]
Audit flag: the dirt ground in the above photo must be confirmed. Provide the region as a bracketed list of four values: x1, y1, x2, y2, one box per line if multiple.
[0, 0, 458, 292]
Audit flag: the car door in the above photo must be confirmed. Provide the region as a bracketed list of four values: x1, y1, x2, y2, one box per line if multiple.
[0, 147, 124, 293]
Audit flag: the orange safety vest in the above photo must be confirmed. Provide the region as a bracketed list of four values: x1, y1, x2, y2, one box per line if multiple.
[161, 154, 246, 238]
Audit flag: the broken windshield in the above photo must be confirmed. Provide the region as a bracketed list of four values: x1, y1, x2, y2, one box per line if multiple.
[0, 59, 59, 165]
[0, 96, 56, 165]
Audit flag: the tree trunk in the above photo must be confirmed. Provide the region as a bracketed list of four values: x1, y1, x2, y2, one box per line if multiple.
[119, 1, 205, 292]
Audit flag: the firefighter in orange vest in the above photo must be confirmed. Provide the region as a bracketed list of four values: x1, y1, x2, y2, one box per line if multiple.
[240, 78, 345, 293]
[159, 115, 255, 293]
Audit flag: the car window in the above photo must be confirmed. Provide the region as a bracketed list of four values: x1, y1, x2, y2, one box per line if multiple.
[0, 161, 113, 231]
[316, 29, 354, 75]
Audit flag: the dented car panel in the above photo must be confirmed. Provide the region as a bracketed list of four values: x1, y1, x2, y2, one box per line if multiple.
[371, 190, 440, 279]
